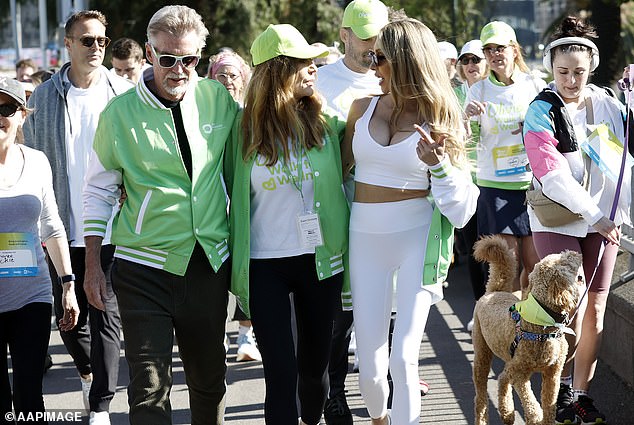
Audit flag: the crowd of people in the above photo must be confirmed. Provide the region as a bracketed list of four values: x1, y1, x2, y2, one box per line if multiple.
[1, 1, 633, 425]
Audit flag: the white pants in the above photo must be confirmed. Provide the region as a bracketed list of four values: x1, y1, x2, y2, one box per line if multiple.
[350, 199, 439, 424]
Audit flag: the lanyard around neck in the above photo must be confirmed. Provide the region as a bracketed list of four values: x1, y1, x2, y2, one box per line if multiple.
[279, 142, 308, 210]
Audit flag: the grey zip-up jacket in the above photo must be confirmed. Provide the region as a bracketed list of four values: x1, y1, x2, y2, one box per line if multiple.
[22, 63, 133, 240]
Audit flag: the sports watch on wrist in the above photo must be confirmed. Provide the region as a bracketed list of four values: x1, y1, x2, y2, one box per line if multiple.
[57, 274, 76, 284]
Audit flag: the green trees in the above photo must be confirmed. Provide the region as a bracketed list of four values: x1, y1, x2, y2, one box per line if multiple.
[4, 0, 630, 84]
[90, 0, 342, 68]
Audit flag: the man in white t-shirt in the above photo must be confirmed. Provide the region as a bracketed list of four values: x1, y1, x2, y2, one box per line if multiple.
[23, 10, 133, 425]
[315, 1, 387, 423]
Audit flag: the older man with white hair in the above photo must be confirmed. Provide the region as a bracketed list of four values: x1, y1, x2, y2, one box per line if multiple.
[82, 5, 239, 425]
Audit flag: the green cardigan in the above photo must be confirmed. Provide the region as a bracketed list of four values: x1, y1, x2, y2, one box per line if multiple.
[224, 113, 349, 317]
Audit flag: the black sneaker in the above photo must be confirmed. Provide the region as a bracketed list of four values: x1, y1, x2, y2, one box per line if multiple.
[556, 384, 578, 424]
[323, 392, 353, 425]
[43, 353, 53, 373]
[573, 395, 606, 424]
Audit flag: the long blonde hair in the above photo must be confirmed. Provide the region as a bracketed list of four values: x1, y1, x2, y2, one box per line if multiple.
[241, 56, 326, 165]
[508, 41, 529, 73]
[376, 19, 466, 167]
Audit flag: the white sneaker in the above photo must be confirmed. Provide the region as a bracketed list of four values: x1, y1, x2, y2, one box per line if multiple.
[80, 375, 92, 411]
[236, 333, 261, 362]
[89, 411, 111, 425]
[224, 333, 230, 352]
[352, 350, 359, 373]
[348, 329, 357, 354]
[420, 379, 430, 395]
[467, 318, 474, 332]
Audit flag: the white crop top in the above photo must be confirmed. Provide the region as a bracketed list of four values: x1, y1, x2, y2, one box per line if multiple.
[352, 96, 428, 190]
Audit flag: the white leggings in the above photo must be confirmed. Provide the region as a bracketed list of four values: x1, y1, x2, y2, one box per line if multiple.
[350, 199, 437, 424]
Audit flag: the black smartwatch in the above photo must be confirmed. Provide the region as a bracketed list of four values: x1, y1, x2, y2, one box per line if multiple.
[58, 274, 76, 284]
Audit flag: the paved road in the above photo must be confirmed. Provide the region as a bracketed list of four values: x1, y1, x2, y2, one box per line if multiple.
[32, 253, 634, 424]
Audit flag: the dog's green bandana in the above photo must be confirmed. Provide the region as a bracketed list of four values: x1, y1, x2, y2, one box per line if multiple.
[514, 293, 557, 327]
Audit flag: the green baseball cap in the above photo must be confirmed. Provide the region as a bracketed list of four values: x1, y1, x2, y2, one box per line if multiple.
[480, 21, 517, 47]
[342, 0, 389, 40]
[250, 24, 329, 66]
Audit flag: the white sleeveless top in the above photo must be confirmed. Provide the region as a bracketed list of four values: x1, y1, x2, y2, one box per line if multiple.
[352, 96, 428, 190]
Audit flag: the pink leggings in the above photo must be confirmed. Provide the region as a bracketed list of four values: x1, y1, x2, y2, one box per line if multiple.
[531, 231, 618, 294]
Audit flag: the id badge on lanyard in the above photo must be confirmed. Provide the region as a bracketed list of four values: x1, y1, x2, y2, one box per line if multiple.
[297, 211, 323, 248]
[0, 233, 39, 278]
[282, 146, 324, 248]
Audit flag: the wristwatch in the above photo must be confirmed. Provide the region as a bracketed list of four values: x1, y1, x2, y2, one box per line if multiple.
[57, 274, 76, 284]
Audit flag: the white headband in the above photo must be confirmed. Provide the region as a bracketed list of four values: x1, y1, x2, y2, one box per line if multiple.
[543, 36, 600, 72]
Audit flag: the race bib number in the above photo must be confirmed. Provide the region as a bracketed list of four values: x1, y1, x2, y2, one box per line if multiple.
[0, 233, 38, 278]
[492, 144, 529, 176]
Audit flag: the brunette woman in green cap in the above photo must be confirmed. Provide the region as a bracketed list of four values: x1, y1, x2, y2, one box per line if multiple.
[224, 24, 349, 425]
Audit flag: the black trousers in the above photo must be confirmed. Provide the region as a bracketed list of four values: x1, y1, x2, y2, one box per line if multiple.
[249, 254, 342, 425]
[455, 215, 487, 300]
[48, 244, 121, 412]
[1, 302, 51, 424]
[112, 245, 229, 425]
[327, 303, 354, 399]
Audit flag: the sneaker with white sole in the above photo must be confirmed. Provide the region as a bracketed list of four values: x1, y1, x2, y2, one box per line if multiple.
[352, 350, 359, 373]
[348, 330, 357, 355]
[80, 375, 92, 412]
[89, 411, 111, 425]
[420, 379, 430, 396]
[572, 395, 606, 424]
[236, 333, 261, 362]
[556, 384, 578, 424]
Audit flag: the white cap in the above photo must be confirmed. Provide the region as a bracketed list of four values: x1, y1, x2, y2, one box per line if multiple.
[437, 41, 458, 60]
[459, 39, 485, 60]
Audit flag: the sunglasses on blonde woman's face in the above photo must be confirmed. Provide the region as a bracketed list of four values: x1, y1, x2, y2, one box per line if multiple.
[0, 103, 20, 118]
[482, 45, 509, 55]
[368, 51, 387, 67]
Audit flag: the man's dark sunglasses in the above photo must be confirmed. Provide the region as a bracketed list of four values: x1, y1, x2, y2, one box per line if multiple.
[72, 35, 111, 48]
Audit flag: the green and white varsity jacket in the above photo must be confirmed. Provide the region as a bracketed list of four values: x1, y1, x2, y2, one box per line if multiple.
[224, 113, 349, 317]
[83, 72, 239, 275]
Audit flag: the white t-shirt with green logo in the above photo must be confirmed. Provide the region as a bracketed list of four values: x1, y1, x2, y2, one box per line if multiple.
[467, 71, 545, 189]
[249, 145, 316, 258]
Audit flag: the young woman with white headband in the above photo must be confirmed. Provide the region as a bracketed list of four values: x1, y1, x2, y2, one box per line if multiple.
[523, 16, 633, 425]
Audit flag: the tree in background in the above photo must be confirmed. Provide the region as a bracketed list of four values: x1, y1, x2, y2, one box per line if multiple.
[590, 0, 627, 85]
[88, 0, 342, 74]
[381, 0, 488, 47]
[3, 0, 632, 85]
[539, 0, 631, 87]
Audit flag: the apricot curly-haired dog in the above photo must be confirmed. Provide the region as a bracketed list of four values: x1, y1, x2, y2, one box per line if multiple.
[472, 235, 582, 425]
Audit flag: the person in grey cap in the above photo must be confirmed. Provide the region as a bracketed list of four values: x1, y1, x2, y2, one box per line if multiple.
[0, 76, 79, 421]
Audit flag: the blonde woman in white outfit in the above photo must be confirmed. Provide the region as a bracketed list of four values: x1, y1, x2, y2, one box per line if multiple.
[342, 19, 478, 425]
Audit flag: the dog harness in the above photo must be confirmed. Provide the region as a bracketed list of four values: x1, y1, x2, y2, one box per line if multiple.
[508, 293, 568, 358]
